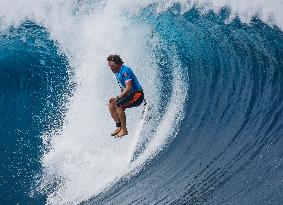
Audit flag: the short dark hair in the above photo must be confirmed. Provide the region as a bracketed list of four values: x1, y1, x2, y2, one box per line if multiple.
[107, 55, 124, 65]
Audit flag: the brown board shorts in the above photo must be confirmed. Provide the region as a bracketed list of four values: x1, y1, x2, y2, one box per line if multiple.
[116, 90, 144, 110]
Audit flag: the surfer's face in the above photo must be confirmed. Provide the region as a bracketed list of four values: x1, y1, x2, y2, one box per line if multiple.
[108, 61, 120, 73]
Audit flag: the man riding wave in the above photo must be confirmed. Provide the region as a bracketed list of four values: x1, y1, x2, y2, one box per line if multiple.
[107, 55, 144, 138]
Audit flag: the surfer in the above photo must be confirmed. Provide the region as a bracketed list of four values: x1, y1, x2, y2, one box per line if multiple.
[107, 55, 144, 138]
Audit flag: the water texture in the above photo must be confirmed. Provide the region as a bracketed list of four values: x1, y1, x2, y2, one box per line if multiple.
[0, 1, 282, 205]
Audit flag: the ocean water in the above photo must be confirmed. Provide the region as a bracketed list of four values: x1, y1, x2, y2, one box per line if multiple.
[0, 1, 282, 205]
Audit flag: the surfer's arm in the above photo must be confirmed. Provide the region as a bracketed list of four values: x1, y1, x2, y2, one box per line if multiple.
[117, 80, 132, 99]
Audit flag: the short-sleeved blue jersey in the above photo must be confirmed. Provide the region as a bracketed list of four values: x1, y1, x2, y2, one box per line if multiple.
[115, 65, 142, 91]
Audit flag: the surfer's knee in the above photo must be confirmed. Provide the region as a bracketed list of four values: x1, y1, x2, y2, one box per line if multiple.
[115, 105, 124, 114]
[108, 102, 116, 111]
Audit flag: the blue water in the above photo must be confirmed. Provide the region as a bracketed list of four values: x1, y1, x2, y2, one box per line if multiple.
[1, 4, 283, 205]
[83, 8, 283, 205]
[0, 22, 73, 204]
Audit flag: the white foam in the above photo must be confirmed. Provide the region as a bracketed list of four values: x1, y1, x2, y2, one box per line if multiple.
[1, 0, 282, 204]
[129, 49, 189, 172]
[35, 2, 161, 204]
[124, 0, 283, 30]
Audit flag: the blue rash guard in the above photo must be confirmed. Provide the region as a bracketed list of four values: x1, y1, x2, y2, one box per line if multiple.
[115, 65, 142, 92]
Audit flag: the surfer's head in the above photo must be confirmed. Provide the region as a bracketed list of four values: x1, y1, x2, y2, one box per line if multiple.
[107, 55, 124, 73]
[107, 54, 124, 65]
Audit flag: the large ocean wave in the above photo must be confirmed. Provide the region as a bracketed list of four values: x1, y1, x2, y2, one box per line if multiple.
[0, 1, 282, 205]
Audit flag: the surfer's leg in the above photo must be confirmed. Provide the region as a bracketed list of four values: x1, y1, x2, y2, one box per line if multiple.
[109, 102, 120, 122]
[109, 102, 121, 136]
[115, 106, 128, 137]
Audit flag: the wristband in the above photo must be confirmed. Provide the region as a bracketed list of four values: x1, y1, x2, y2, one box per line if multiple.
[116, 96, 120, 101]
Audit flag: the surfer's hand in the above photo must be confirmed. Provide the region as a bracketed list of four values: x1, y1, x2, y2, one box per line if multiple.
[109, 97, 117, 104]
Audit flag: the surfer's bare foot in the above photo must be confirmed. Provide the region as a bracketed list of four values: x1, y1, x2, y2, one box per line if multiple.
[116, 129, 128, 138]
[111, 127, 121, 136]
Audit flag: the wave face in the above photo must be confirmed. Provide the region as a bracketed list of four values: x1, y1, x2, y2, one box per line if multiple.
[0, 1, 283, 205]
[85, 6, 283, 205]
[0, 22, 72, 204]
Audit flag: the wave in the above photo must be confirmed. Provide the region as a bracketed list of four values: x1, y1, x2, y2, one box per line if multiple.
[0, 1, 282, 205]
[0, 22, 72, 204]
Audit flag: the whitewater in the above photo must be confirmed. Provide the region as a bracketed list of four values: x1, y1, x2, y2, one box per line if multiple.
[0, 0, 282, 205]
